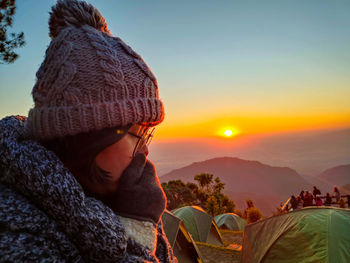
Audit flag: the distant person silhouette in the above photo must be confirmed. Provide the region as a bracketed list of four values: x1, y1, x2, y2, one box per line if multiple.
[313, 186, 321, 199]
[315, 196, 323, 206]
[296, 196, 304, 209]
[325, 193, 332, 206]
[290, 195, 298, 210]
[303, 191, 313, 207]
[333, 187, 341, 202]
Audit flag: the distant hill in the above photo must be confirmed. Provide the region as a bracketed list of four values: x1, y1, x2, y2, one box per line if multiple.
[241, 128, 350, 176]
[160, 157, 313, 215]
[298, 174, 336, 196]
[317, 164, 350, 188]
[343, 184, 350, 192]
[150, 127, 350, 176]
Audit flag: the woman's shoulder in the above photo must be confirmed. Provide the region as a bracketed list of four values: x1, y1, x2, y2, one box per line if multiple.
[0, 183, 66, 236]
[0, 183, 82, 261]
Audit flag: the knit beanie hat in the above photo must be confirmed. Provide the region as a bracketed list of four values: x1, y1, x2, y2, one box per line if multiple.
[26, 0, 164, 141]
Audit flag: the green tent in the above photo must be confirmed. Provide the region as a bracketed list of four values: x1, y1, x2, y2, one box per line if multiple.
[162, 210, 203, 263]
[172, 206, 223, 246]
[215, 213, 247, 231]
[241, 207, 350, 263]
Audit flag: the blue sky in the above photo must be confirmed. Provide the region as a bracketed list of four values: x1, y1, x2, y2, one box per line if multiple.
[1, 0, 350, 137]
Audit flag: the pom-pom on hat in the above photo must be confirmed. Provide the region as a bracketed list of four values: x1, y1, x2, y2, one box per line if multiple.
[26, 0, 164, 140]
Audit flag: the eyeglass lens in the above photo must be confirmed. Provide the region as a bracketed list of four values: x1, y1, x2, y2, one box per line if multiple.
[132, 127, 155, 156]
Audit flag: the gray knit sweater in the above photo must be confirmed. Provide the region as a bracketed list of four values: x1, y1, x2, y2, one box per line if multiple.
[0, 116, 177, 263]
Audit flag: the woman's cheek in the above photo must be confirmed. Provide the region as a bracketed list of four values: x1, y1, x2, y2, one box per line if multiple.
[113, 139, 135, 178]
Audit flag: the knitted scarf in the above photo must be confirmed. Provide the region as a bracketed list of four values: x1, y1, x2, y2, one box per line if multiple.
[0, 116, 176, 262]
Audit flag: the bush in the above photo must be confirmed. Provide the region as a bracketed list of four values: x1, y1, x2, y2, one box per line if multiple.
[338, 198, 346, 208]
[246, 207, 262, 224]
[206, 195, 219, 216]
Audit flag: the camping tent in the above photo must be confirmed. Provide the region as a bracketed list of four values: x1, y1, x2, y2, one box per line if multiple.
[241, 207, 350, 263]
[172, 206, 223, 246]
[162, 210, 203, 263]
[215, 213, 246, 231]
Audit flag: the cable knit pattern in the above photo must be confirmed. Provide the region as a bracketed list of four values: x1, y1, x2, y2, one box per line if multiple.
[26, 0, 164, 140]
[0, 116, 176, 263]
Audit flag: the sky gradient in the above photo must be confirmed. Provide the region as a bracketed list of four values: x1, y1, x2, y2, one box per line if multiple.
[1, 0, 350, 140]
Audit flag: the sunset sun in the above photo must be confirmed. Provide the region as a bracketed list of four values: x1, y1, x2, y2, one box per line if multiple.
[224, 129, 233, 137]
[219, 127, 240, 138]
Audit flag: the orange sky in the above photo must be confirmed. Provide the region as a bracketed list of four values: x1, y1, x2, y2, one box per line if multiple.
[1, 1, 350, 141]
[155, 112, 350, 140]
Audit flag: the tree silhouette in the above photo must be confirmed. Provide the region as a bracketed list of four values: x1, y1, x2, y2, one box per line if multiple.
[0, 0, 25, 64]
[162, 174, 236, 216]
[244, 199, 263, 223]
[222, 194, 235, 213]
[246, 207, 262, 224]
[194, 173, 213, 192]
[161, 180, 195, 210]
[213, 177, 225, 194]
[206, 195, 219, 217]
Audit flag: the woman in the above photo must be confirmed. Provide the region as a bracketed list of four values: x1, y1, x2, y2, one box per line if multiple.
[0, 0, 176, 262]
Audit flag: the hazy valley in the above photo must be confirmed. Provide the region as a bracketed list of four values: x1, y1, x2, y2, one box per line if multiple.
[159, 157, 350, 215]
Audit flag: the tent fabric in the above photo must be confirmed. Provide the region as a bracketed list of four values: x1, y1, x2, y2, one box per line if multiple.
[215, 213, 247, 231]
[162, 210, 203, 263]
[162, 210, 181, 248]
[241, 207, 350, 263]
[206, 224, 224, 245]
[172, 206, 223, 246]
[174, 222, 203, 263]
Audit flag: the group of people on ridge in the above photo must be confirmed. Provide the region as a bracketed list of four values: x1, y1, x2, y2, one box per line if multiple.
[287, 186, 349, 211]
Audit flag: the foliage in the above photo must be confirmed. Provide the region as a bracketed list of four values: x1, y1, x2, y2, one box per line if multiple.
[161, 180, 196, 210]
[222, 195, 235, 213]
[246, 207, 262, 224]
[338, 197, 346, 208]
[245, 199, 254, 209]
[206, 195, 219, 216]
[194, 173, 213, 192]
[162, 173, 236, 216]
[242, 199, 263, 223]
[213, 176, 225, 193]
[0, 0, 25, 64]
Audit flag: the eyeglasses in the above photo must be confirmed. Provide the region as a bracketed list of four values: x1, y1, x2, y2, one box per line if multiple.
[128, 126, 155, 157]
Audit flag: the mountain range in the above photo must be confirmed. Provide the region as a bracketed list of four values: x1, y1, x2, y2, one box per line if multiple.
[159, 157, 350, 215]
[150, 127, 350, 176]
[317, 164, 350, 187]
